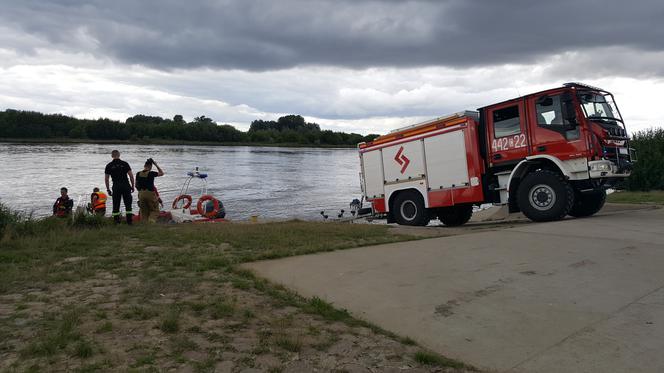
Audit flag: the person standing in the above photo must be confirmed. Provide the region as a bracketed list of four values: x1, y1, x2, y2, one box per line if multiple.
[52, 187, 73, 217]
[135, 158, 165, 223]
[104, 150, 135, 224]
[89, 187, 107, 216]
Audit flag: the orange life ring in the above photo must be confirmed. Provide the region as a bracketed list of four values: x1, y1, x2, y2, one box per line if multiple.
[197, 195, 221, 219]
[172, 194, 192, 209]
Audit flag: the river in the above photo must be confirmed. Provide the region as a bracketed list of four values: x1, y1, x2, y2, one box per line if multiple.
[0, 143, 363, 220]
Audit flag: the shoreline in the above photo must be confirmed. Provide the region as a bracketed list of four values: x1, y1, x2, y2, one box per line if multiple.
[0, 137, 357, 149]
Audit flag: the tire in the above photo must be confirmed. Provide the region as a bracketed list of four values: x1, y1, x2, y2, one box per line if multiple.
[516, 169, 574, 222]
[392, 190, 430, 226]
[568, 190, 606, 218]
[437, 205, 473, 226]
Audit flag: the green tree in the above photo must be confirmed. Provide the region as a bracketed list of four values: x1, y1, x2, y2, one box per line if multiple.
[627, 127, 664, 191]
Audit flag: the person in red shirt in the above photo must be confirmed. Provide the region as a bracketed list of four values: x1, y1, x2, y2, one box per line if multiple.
[53, 187, 73, 217]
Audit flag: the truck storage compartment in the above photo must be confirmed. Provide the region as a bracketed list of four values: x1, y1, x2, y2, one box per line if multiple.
[424, 129, 469, 189]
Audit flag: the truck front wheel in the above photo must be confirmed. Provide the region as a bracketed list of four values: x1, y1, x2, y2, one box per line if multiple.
[568, 190, 606, 218]
[437, 205, 473, 226]
[392, 191, 430, 226]
[517, 169, 574, 222]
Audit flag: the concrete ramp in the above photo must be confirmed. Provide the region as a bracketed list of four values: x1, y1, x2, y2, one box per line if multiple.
[245, 207, 664, 372]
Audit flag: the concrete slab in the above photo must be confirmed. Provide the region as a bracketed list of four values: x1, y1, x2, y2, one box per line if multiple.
[244, 207, 664, 372]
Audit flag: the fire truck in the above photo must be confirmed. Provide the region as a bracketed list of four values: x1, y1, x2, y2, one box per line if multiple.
[358, 83, 634, 226]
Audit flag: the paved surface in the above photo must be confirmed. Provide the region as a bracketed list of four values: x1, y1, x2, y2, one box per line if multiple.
[245, 206, 664, 372]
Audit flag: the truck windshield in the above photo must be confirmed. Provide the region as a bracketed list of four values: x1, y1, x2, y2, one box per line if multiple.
[578, 92, 622, 123]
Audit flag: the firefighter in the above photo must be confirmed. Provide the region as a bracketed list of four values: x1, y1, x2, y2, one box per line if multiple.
[52, 187, 73, 217]
[135, 158, 165, 223]
[89, 187, 107, 216]
[104, 150, 135, 224]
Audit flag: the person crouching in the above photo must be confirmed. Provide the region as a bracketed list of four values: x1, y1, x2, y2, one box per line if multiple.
[89, 187, 107, 216]
[136, 158, 165, 223]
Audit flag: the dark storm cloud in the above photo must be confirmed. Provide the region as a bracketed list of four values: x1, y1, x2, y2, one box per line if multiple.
[2, 0, 664, 72]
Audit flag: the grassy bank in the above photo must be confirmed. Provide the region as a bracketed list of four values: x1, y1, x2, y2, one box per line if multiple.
[607, 190, 664, 205]
[0, 212, 475, 372]
[0, 137, 356, 148]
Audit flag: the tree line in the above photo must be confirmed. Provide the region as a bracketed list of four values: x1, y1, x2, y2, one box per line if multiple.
[0, 110, 379, 146]
[625, 127, 664, 191]
[1, 108, 661, 191]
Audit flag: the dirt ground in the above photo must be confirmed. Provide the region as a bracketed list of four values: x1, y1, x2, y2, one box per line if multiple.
[0, 269, 469, 372]
[0, 222, 475, 373]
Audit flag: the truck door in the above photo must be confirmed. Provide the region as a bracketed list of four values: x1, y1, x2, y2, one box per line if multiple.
[487, 101, 529, 166]
[527, 93, 588, 160]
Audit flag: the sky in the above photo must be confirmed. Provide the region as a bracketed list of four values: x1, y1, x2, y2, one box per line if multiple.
[1, 0, 663, 134]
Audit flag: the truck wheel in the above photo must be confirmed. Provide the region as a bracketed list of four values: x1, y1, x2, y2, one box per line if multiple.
[568, 190, 606, 218]
[392, 191, 430, 226]
[517, 169, 574, 222]
[437, 205, 473, 226]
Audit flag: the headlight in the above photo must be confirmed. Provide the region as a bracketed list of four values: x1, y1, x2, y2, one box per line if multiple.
[590, 162, 611, 172]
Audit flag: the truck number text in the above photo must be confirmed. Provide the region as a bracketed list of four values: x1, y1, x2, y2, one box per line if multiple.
[492, 133, 526, 152]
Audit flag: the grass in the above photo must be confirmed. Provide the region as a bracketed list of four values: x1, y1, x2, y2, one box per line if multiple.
[274, 335, 302, 352]
[414, 350, 470, 369]
[303, 296, 353, 322]
[0, 202, 474, 372]
[95, 321, 113, 334]
[73, 339, 94, 358]
[209, 298, 235, 319]
[21, 308, 83, 358]
[608, 190, 664, 205]
[159, 307, 181, 334]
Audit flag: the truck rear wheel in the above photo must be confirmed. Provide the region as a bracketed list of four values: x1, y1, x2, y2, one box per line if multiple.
[517, 169, 574, 222]
[568, 190, 606, 218]
[392, 191, 430, 226]
[437, 205, 473, 226]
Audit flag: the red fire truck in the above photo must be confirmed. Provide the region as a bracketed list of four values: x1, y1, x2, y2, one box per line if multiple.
[358, 82, 634, 226]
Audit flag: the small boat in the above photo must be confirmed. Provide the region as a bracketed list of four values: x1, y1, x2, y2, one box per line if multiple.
[168, 167, 227, 223]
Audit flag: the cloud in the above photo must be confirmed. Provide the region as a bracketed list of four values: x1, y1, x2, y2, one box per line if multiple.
[3, 46, 661, 136]
[1, 1, 663, 135]
[1, 0, 664, 74]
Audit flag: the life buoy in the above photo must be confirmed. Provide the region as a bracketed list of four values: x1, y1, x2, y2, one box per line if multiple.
[197, 195, 221, 219]
[172, 194, 192, 209]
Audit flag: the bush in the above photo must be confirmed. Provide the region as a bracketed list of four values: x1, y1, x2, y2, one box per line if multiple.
[1, 202, 107, 241]
[627, 127, 664, 191]
[0, 202, 45, 239]
[71, 211, 108, 228]
[0, 202, 21, 236]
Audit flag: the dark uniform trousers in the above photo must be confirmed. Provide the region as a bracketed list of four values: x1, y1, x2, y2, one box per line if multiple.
[112, 184, 133, 224]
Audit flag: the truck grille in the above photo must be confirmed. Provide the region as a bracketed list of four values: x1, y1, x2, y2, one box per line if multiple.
[606, 126, 627, 138]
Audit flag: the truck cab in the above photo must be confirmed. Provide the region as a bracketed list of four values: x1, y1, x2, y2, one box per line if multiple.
[481, 82, 634, 221]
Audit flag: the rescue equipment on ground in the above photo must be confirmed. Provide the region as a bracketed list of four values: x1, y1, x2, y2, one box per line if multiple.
[320, 197, 372, 222]
[196, 194, 225, 219]
[172, 194, 192, 209]
[169, 167, 227, 223]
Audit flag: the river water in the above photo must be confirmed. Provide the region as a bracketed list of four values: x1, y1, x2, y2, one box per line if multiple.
[0, 143, 363, 220]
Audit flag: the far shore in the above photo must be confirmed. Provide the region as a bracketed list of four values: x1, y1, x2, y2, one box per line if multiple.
[0, 137, 358, 149]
